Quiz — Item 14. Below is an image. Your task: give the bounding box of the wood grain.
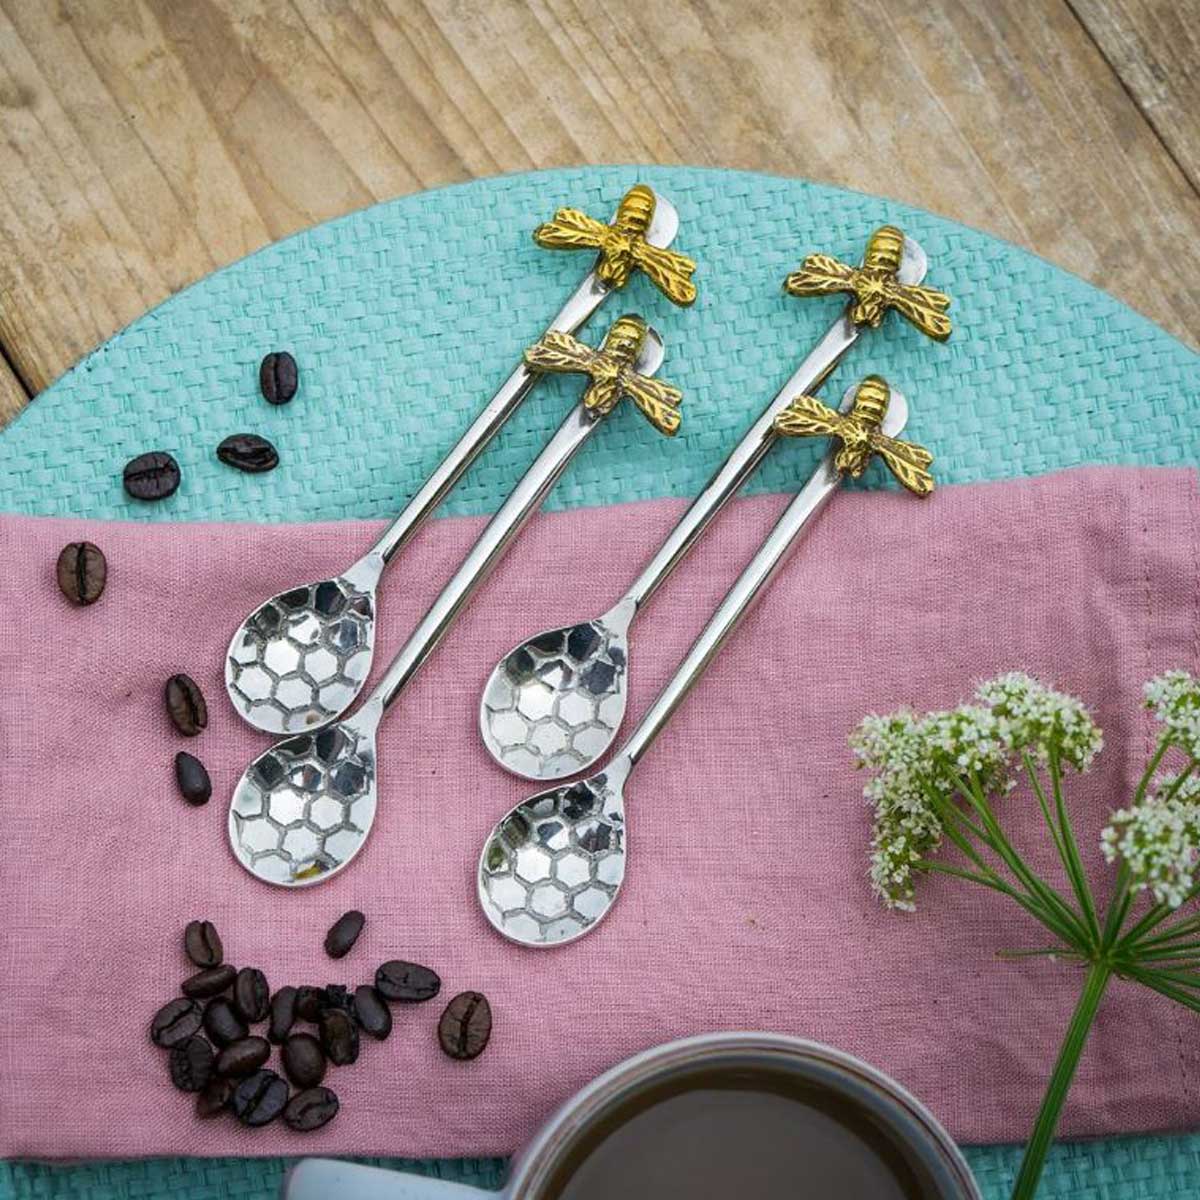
[0,0,1196,423]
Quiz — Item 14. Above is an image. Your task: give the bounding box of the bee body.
[862,225,905,274]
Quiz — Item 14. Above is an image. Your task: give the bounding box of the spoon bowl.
[478,764,629,946]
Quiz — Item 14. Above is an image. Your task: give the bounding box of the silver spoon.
[224,183,693,736]
[479,225,948,780]
[228,314,684,887]
[478,376,931,946]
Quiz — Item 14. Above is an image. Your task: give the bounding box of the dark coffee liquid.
[546,1067,934,1200]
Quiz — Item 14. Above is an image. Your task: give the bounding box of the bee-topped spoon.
[479,224,950,780]
[225,183,696,736]
[229,314,685,887]
[479,374,933,947]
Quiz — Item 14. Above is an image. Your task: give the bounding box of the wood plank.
[0,0,1196,430]
[1069,0,1200,191]
[0,352,29,426]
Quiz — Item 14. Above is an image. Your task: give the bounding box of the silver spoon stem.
[616,442,844,771]
[365,273,610,567]
[369,402,601,713]
[617,313,856,615]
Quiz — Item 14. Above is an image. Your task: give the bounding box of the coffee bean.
[319,1008,359,1066]
[375,960,441,1003]
[123,451,180,501]
[234,967,270,1023]
[169,1035,215,1091]
[232,1069,289,1127]
[268,986,297,1044]
[437,991,492,1061]
[323,910,365,959]
[217,433,279,474]
[282,1033,326,1088]
[284,1086,339,1132]
[216,1035,271,1077]
[295,986,325,1023]
[150,997,202,1048]
[322,984,353,1015]
[259,351,298,406]
[353,985,392,1041]
[196,1076,234,1118]
[182,964,236,999]
[175,752,212,806]
[184,920,223,968]
[203,998,248,1047]
[165,673,208,736]
[56,541,107,606]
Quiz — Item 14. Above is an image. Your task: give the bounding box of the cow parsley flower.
[975,672,1103,770]
[1145,671,1200,761]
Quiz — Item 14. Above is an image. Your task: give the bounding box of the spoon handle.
[366,271,609,567]
[368,402,600,712]
[616,445,845,770]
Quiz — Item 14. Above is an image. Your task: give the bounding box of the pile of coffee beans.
[150,912,492,1131]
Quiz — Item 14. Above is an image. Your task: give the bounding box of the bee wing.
[773,394,845,439]
[523,331,599,375]
[630,242,698,306]
[532,207,608,251]
[869,432,935,497]
[883,282,953,341]
[621,372,683,436]
[783,253,856,298]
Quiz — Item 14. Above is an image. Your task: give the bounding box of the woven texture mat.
[1,164,1198,1199]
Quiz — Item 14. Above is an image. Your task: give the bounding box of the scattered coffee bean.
[169,1035,215,1091]
[182,964,236,1000]
[216,1035,271,1077]
[282,1032,327,1088]
[323,910,365,959]
[295,986,325,1023]
[150,997,203,1048]
[234,967,270,1023]
[123,451,181,501]
[184,920,223,968]
[284,1086,339,1132]
[375,960,441,1003]
[56,541,107,606]
[259,351,298,406]
[322,984,353,1015]
[438,991,492,1061]
[203,998,248,1047]
[232,1069,289,1127]
[217,433,279,474]
[319,1007,359,1066]
[353,985,392,1041]
[175,752,212,806]
[165,673,208,736]
[196,1076,234,1118]
[268,986,297,1044]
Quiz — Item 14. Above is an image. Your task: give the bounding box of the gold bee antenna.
[534,184,698,307]
[784,226,951,342]
[773,374,934,497]
[523,313,683,436]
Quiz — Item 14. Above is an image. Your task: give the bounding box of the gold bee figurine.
[524,314,683,436]
[774,375,934,496]
[785,225,951,342]
[534,183,697,307]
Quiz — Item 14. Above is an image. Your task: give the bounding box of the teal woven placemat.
[1,165,1198,1200]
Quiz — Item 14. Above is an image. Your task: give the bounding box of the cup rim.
[507,1031,981,1200]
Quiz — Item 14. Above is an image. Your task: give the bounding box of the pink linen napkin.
[0,465,1197,1160]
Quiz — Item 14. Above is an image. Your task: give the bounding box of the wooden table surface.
[0,0,1197,428]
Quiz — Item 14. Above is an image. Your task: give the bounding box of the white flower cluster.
[1145,671,1200,761]
[852,674,1103,911]
[1102,773,1200,909]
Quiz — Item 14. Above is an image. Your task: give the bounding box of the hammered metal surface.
[228,722,376,886]
[481,620,628,778]
[226,578,375,733]
[479,773,626,945]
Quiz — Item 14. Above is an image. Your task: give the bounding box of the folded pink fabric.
[1,465,1197,1160]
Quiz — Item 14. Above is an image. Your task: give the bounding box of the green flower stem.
[1125,967,1200,1014]
[1010,961,1112,1200]
[1049,751,1101,943]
